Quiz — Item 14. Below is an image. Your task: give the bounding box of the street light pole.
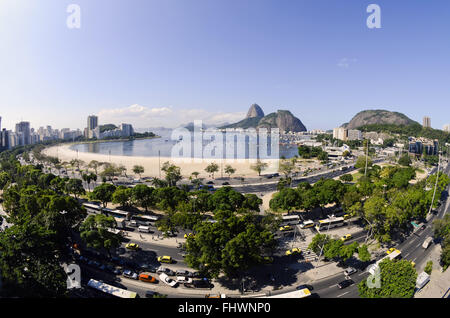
[428,151,441,215]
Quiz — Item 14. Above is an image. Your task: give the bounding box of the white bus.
[262,288,311,298]
[315,216,345,232]
[368,250,402,275]
[282,215,300,225]
[87,279,137,298]
[82,203,102,212]
[131,214,160,225]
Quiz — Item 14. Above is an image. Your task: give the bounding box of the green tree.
[224,165,236,179]
[357,244,371,262]
[339,174,354,183]
[132,165,145,178]
[398,154,412,166]
[112,186,132,207]
[162,162,182,186]
[358,259,417,298]
[250,160,268,176]
[269,187,301,213]
[79,214,122,258]
[205,162,219,179]
[90,183,117,208]
[65,178,85,199]
[424,261,433,275]
[131,184,155,212]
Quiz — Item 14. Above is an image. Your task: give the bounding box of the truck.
[416,271,430,290]
[422,237,433,249]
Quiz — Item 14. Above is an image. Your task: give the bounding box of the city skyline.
[0,1,449,130]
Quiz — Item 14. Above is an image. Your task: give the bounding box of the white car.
[159,273,178,287]
[176,276,193,284]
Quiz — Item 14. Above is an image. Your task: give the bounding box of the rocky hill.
[221,105,307,132]
[343,110,418,129]
[246,103,265,118]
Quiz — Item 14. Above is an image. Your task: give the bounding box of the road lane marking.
[359,272,367,276]
[416,243,422,248]
[412,257,417,261]
[329,285,337,288]
[404,252,410,257]
[337,291,350,297]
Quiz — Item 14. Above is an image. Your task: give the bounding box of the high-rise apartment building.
[423,116,431,128]
[443,124,450,133]
[87,115,98,139]
[15,121,31,145]
[333,127,348,141]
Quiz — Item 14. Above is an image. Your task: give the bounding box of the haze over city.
[1,0,449,130]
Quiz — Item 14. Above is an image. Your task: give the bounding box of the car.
[386,248,397,255]
[285,248,302,256]
[343,214,352,220]
[139,264,157,273]
[410,261,416,267]
[337,279,354,289]
[279,225,293,232]
[125,243,139,250]
[184,233,194,239]
[145,291,161,298]
[296,284,313,291]
[176,270,191,276]
[139,273,157,283]
[158,255,173,264]
[188,278,212,289]
[157,267,175,276]
[344,267,357,276]
[159,273,178,287]
[222,182,230,185]
[340,234,352,242]
[122,270,138,280]
[206,181,214,185]
[176,276,193,284]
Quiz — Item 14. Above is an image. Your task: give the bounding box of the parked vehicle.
[159,273,178,287]
[416,272,430,289]
[139,273,157,283]
[176,270,191,276]
[138,226,151,233]
[122,270,138,280]
[125,243,139,250]
[422,237,433,249]
[344,267,357,276]
[176,276,193,284]
[157,267,175,276]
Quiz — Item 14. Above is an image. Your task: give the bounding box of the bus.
[282,215,300,225]
[82,203,130,220]
[82,203,102,212]
[106,209,131,220]
[368,250,402,275]
[315,216,345,232]
[261,288,311,298]
[87,279,138,298]
[131,214,160,226]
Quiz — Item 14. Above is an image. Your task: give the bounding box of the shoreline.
[43,143,280,178]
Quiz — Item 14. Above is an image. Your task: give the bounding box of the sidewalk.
[415,244,450,298]
[122,229,184,248]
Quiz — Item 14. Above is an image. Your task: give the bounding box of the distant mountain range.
[342,109,419,129]
[220,104,307,132]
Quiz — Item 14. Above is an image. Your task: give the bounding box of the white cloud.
[337,58,357,68]
[97,104,245,128]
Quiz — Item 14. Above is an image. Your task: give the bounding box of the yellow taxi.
[125,243,139,250]
[285,248,302,256]
[184,233,194,239]
[340,234,352,242]
[157,255,173,264]
[410,261,416,267]
[279,225,293,232]
[386,248,397,255]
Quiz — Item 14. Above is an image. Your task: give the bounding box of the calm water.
[70,130,300,159]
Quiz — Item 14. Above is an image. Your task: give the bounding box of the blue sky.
[0,0,449,131]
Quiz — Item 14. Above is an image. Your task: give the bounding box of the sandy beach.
[43,143,280,178]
